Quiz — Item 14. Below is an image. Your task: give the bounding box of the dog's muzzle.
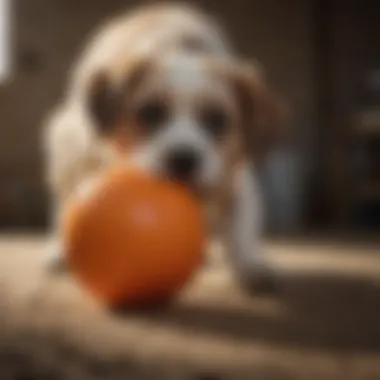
[164,146,201,183]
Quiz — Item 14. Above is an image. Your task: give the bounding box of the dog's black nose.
[165,147,201,181]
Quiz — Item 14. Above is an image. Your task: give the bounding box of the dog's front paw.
[238,264,281,297]
[43,241,68,274]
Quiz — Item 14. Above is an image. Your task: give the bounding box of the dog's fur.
[43,3,286,293]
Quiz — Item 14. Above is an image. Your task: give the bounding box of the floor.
[0,235,380,379]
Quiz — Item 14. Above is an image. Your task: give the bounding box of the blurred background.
[0,0,378,236]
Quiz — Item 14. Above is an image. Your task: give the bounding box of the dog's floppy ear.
[87,71,120,134]
[87,60,149,135]
[233,61,289,161]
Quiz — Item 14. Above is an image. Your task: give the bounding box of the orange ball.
[63,167,205,307]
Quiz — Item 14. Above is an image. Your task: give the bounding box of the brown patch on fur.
[87,55,152,139]
[200,57,288,166]
[232,62,289,163]
[87,71,120,133]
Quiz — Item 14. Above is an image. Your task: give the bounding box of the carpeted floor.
[0,236,380,380]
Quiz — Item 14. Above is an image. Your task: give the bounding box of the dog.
[42,3,287,294]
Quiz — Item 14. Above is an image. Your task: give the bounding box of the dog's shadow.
[112,272,380,353]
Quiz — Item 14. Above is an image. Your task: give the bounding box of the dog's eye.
[199,107,229,139]
[136,99,168,134]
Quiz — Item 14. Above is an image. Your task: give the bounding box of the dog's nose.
[164,147,201,181]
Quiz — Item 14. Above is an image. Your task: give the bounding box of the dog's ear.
[87,61,149,135]
[233,61,289,162]
[87,71,121,135]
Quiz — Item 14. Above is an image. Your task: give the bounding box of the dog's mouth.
[165,172,197,190]
[163,174,210,200]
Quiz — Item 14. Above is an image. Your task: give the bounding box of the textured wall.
[0,0,315,228]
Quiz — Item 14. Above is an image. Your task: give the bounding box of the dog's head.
[86,51,286,191]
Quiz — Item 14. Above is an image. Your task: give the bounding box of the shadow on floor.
[116,271,380,353]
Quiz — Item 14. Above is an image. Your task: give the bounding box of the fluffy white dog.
[43,3,286,294]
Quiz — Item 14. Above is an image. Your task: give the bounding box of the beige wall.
[0,0,315,227]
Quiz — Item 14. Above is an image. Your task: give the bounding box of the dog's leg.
[44,173,105,273]
[226,161,279,295]
[42,106,92,273]
[43,202,67,273]
[43,159,80,273]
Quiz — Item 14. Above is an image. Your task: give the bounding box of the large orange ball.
[63,167,205,307]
